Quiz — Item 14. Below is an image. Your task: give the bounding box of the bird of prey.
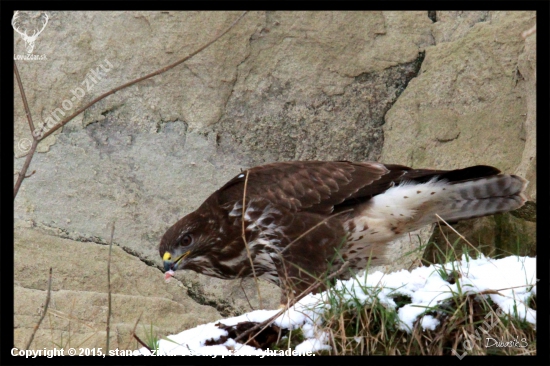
[159,161,527,304]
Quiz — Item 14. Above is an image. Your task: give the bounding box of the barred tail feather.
[435,175,528,222]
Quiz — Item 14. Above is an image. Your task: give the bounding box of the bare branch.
[14,59,40,199]
[14,61,36,133]
[14,138,38,199]
[133,333,152,354]
[25,170,36,178]
[38,11,248,141]
[14,11,248,200]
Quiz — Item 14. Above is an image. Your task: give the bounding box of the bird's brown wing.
[215,161,415,215]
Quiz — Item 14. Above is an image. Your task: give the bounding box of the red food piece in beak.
[164,270,175,283]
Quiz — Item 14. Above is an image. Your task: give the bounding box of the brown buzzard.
[159,161,527,303]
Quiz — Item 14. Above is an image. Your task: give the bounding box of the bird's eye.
[180,233,192,247]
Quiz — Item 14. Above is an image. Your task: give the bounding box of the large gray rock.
[14,11,263,155]
[14,11,436,318]
[382,11,536,191]
[381,11,536,260]
[217,11,432,162]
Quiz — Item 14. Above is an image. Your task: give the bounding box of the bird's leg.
[273,255,313,306]
[274,213,348,305]
[279,293,288,308]
[275,253,331,306]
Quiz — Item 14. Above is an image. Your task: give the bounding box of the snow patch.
[142,255,536,356]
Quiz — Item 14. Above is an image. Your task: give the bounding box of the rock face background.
[13,11,536,350]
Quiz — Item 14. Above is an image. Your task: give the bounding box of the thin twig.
[24,170,36,178]
[239,279,254,310]
[106,222,115,353]
[234,261,350,345]
[125,311,143,351]
[14,61,36,133]
[490,283,538,292]
[25,267,53,350]
[133,333,152,353]
[14,61,41,199]
[14,138,38,199]
[38,11,248,141]
[14,11,248,200]
[241,169,263,308]
[74,330,101,351]
[47,308,96,329]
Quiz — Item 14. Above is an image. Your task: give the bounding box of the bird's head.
[159,204,228,276]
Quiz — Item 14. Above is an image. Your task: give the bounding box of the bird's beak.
[163,251,190,271]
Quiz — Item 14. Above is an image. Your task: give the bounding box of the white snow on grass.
[135,255,536,356]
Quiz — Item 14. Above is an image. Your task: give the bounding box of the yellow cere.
[163,252,172,261]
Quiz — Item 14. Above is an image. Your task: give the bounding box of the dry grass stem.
[106,222,115,353]
[435,214,480,254]
[281,209,353,254]
[25,268,53,350]
[125,311,143,351]
[240,169,263,308]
